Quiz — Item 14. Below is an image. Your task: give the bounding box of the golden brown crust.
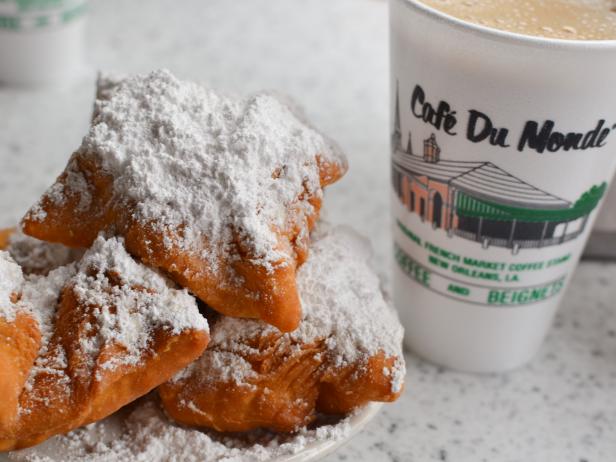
[316,353,402,415]
[0,312,41,450]
[0,228,14,251]
[121,218,303,332]
[160,334,324,432]
[22,157,116,249]
[159,332,402,433]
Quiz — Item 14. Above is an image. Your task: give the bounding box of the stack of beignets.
[0,69,405,452]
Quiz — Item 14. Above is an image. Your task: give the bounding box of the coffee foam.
[419,0,616,40]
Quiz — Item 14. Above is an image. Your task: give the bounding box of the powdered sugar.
[6,230,82,276]
[8,396,359,462]
[197,225,406,393]
[0,251,24,321]
[69,236,208,375]
[176,351,257,387]
[34,69,346,274]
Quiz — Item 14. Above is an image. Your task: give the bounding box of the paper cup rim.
[397,0,616,51]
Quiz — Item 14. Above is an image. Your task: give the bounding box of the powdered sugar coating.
[34,69,346,273]
[70,236,209,371]
[6,230,83,276]
[197,225,405,393]
[8,397,356,462]
[0,251,24,321]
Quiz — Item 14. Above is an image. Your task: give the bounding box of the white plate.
[1,402,382,462]
[272,402,382,462]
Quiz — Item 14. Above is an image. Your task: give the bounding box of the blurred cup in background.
[0,0,88,87]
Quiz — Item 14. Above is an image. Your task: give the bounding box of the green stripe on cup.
[0,15,20,30]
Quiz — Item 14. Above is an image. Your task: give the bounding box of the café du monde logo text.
[391,84,606,254]
[406,83,615,154]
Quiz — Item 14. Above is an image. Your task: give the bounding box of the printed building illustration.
[391,89,606,252]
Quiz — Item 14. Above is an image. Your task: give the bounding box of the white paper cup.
[390,0,616,373]
[0,0,88,87]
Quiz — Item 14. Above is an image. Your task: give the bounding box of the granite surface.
[0,0,615,461]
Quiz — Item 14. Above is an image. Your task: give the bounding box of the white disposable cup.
[390,0,616,373]
[0,0,88,87]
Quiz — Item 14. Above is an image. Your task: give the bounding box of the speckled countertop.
[1,1,615,461]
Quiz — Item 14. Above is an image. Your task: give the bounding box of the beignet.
[0,236,209,451]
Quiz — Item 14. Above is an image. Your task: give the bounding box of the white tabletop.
[1,1,615,460]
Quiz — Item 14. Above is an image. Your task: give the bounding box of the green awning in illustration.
[455,183,607,223]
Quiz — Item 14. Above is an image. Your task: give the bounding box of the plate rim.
[2,402,384,462]
[272,402,384,462]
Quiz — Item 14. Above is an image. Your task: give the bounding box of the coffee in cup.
[418,0,616,40]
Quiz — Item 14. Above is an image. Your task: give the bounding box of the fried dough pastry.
[0,228,82,275]
[21,70,347,332]
[0,228,12,250]
[0,236,209,451]
[159,226,406,433]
